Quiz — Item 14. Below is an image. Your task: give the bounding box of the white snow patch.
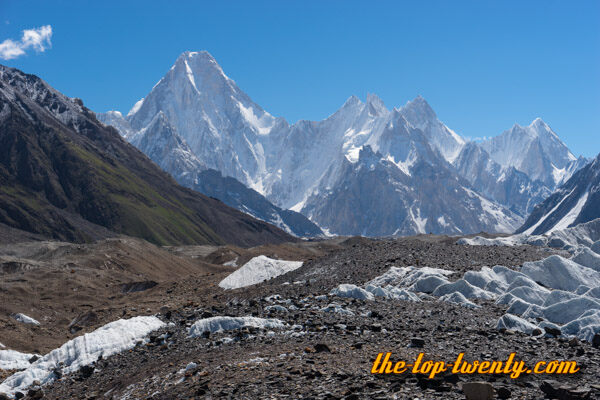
[127,98,144,117]
[321,303,355,315]
[13,313,40,325]
[521,255,600,291]
[345,145,362,163]
[456,235,526,247]
[522,188,576,235]
[438,292,480,308]
[409,208,427,234]
[0,316,165,396]
[218,255,303,290]
[184,58,198,92]
[290,197,307,213]
[329,284,374,301]
[496,314,538,334]
[551,165,568,186]
[188,316,285,337]
[548,190,589,233]
[386,152,416,176]
[237,103,273,135]
[223,257,238,267]
[437,216,450,228]
[0,350,38,370]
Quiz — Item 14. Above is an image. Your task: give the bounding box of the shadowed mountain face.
[0,64,293,246]
[100,110,322,237]
[517,153,600,235]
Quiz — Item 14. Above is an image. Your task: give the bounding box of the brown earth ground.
[4,231,597,399]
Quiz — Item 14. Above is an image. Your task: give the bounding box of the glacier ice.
[218,255,303,290]
[188,316,285,337]
[12,313,39,325]
[0,316,165,396]
[330,236,600,341]
[0,350,38,371]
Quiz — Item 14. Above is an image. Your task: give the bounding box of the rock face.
[300,145,522,236]
[453,141,552,216]
[98,51,585,236]
[0,64,293,246]
[190,170,323,237]
[517,153,600,235]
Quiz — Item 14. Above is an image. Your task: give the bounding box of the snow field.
[218,255,303,290]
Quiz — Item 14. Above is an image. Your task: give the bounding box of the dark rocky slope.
[0,65,292,246]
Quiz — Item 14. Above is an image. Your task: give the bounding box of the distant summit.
[98,51,586,237]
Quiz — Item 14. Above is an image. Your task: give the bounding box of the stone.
[592,333,600,348]
[410,337,425,348]
[315,343,331,353]
[540,380,589,400]
[461,381,494,400]
[497,386,511,399]
[26,388,44,399]
[79,365,95,379]
[544,326,561,337]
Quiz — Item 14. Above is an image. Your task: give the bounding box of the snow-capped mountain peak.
[97,51,586,238]
[365,93,387,116]
[481,117,578,187]
[399,95,437,123]
[397,96,465,163]
[120,50,283,187]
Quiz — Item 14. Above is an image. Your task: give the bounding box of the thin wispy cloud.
[0,25,52,60]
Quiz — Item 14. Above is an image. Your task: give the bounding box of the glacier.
[0,316,165,397]
[330,234,600,342]
[218,255,303,290]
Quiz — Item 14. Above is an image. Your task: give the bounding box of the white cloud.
[0,25,52,60]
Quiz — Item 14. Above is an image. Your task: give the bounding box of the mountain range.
[96,51,588,236]
[517,152,600,235]
[0,64,293,246]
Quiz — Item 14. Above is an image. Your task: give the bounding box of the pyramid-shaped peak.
[508,118,555,139]
[399,95,437,123]
[173,50,226,75]
[343,95,362,106]
[178,50,217,62]
[530,117,551,130]
[405,95,434,111]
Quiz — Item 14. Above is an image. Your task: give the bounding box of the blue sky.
[1,0,599,157]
